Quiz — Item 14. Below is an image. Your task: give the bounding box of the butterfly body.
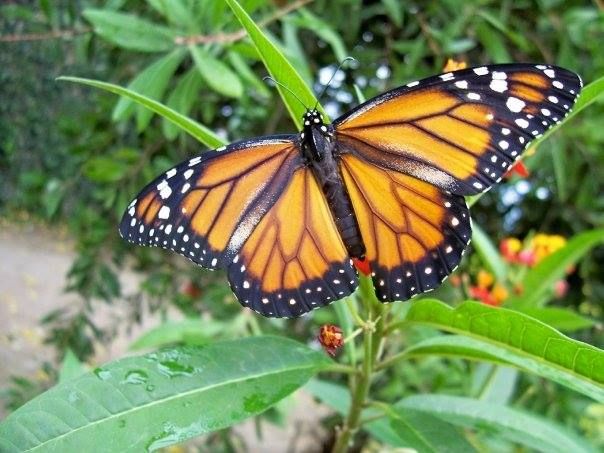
[301,109,366,258]
[120,63,582,318]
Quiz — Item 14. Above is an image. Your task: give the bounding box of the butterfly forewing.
[228,167,358,317]
[340,154,471,301]
[335,64,582,195]
[119,136,301,269]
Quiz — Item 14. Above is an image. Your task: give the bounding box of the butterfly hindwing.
[119,136,302,269]
[227,167,358,317]
[335,63,582,195]
[340,154,471,301]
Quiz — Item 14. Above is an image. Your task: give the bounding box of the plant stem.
[331,276,384,453]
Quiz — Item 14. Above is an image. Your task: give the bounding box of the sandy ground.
[0,222,329,451]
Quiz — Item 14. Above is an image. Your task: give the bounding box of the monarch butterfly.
[120,63,582,318]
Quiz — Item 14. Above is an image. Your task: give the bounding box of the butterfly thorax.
[300,110,366,259]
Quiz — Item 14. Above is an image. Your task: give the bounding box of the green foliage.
[0,337,329,452]
[1,0,604,451]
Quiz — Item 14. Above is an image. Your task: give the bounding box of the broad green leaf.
[58,77,226,149]
[0,336,329,452]
[396,300,604,402]
[507,229,604,308]
[129,318,223,350]
[520,307,596,332]
[83,9,177,52]
[110,50,185,125]
[386,407,476,452]
[397,395,596,453]
[58,349,88,383]
[471,221,507,282]
[189,46,243,98]
[224,0,325,128]
[475,365,518,404]
[162,68,204,140]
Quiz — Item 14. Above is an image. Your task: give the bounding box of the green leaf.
[507,229,604,308]
[189,46,243,98]
[227,51,271,98]
[146,0,196,30]
[224,0,324,128]
[386,406,476,452]
[381,0,403,27]
[83,156,129,183]
[58,349,88,383]
[520,307,596,332]
[129,319,224,350]
[397,395,596,453]
[471,221,507,282]
[162,68,204,140]
[58,76,226,149]
[0,336,329,452]
[396,300,604,402]
[111,50,185,126]
[83,9,177,52]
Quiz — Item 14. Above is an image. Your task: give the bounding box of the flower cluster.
[469,270,509,306]
[500,234,567,267]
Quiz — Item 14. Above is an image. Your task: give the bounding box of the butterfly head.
[303,109,324,127]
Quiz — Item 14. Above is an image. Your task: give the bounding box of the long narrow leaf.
[394,300,604,402]
[224,0,325,128]
[57,77,226,149]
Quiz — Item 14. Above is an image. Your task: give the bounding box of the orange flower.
[500,237,522,263]
[491,284,509,304]
[531,234,566,264]
[318,324,344,357]
[477,270,494,289]
[443,59,467,72]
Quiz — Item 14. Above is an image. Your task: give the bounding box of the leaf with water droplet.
[0,336,330,452]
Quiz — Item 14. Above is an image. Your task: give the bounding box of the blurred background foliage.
[1,0,603,450]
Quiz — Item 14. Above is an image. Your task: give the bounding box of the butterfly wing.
[119,136,302,269]
[227,167,358,318]
[335,63,582,195]
[340,154,471,301]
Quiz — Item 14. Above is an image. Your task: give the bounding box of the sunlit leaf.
[189,46,243,98]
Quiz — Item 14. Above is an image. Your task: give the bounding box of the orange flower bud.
[449,274,462,287]
[443,59,467,72]
[318,324,344,357]
[504,161,530,179]
[491,284,509,304]
[477,270,494,289]
[500,237,522,262]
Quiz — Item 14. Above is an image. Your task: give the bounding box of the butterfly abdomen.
[303,118,365,259]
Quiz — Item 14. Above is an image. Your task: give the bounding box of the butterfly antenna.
[314,57,357,109]
[263,76,309,110]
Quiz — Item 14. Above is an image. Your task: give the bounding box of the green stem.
[331,276,384,453]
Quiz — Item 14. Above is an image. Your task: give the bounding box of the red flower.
[352,257,371,276]
[554,280,569,298]
[318,324,344,357]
